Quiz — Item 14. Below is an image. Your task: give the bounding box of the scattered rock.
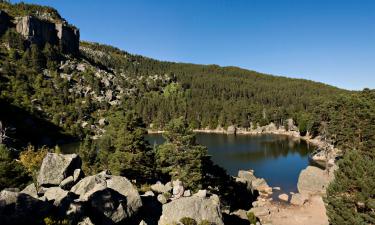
[249,206,270,217]
[171,180,184,199]
[0,190,51,225]
[37,153,82,187]
[73,169,84,183]
[183,190,191,197]
[143,191,155,197]
[231,209,248,220]
[194,189,207,198]
[278,193,289,202]
[290,193,309,206]
[21,183,38,198]
[71,172,142,224]
[43,187,70,207]
[157,194,168,204]
[158,195,224,225]
[77,217,94,225]
[227,125,237,134]
[151,181,172,194]
[59,176,74,190]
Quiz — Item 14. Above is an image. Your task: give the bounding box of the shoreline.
[148,127,330,150]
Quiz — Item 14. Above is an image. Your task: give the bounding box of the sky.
[12,0,375,90]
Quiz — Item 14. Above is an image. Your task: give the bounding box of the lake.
[62,133,313,194]
[146,133,313,194]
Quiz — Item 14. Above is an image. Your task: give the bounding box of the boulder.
[142,191,155,197]
[183,190,191,197]
[37,153,82,187]
[151,181,172,194]
[21,183,38,198]
[227,125,236,134]
[71,172,142,224]
[290,193,309,206]
[77,217,94,225]
[60,176,75,190]
[43,187,70,207]
[73,169,84,183]
[171,180,184,200]
[0,190,50,225]
[286,118,298,131]
[249,206,270,217]
[157,194,168,204]
[158,195,224,225]
[278,193,289,202]
[238,170,256,182]
[297,166,334,194]
[194,189,207,198]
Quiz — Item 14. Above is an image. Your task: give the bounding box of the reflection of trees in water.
[227,136,313,162]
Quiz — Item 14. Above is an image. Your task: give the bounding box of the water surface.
[147,133,313,193]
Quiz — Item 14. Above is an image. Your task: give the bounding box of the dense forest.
[0,2,374,225]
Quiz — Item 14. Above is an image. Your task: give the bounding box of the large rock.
[71,171,142,224]
[55,23,80,54]
[290,193,309,206]
[15,15,79,54]
[158,195,224,225]
[0,190,50,225]
[16,16,58,46]
[37,153,82,187]
[297,166,334,195]
[227,125,237,134]
[21,183,38,198]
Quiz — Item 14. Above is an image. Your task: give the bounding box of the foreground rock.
[158,195,224,225]
[71,171,142,224]
[297,166,335,195]
[37,153,82,187]
[0,190,51,225]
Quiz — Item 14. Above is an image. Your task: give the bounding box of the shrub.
[247,211,257,224]
[179,217,197,225]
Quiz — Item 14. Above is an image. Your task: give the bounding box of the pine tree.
[325,150,375,225]
[156,117,208,190]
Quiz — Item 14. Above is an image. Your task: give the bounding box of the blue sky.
[13,0,375,90]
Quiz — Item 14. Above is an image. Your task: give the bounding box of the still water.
[146,133,313,193]
[62,133,313,193]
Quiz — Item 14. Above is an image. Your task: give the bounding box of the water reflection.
[146,133,313,193]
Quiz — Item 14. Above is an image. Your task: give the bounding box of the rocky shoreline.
[149,120,340,225]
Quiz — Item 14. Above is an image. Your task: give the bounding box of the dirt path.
[270,196,329,225]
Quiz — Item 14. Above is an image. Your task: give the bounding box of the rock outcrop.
[297,166,335,195]
[158,195,224,225]
[14,15,79,54]
[0,190,51,225]
[71,171,142,224]
[37,153,82,187]
[1,153,142,225]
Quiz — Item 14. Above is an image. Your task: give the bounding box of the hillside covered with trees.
[0,2,374,225]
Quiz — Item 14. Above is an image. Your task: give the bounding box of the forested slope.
[0,2,374,224]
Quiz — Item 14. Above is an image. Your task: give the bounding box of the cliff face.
[0,11,80,55]
[15,15,80,54]
[15,16,58,46]
[55,23,80,54]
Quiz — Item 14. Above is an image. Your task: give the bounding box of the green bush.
[198,220,213,225]
[247,211,257,224]
[180,217,197,225]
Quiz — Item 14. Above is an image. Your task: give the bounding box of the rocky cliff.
[15,15,80,54]
[0,8,80,55]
